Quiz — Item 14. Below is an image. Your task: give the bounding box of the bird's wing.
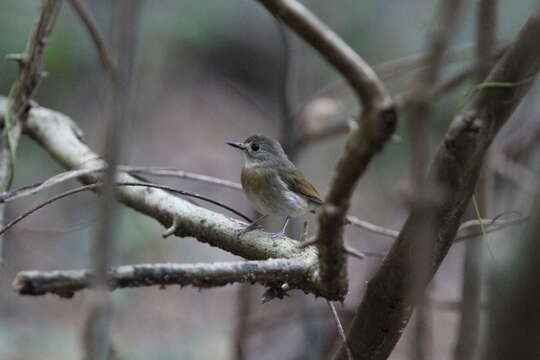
[280,168,323,205]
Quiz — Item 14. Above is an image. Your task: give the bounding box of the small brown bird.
[227,135,322,237]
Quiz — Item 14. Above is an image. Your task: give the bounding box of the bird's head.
[227,135,290,168]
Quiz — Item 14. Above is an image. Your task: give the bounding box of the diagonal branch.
[337,10,540,360]
[256,0,396,300]
[0,0,63,261]
[13,259,315,298]
[0,182,254,238]
[120,166,243,191]
[0,99,318,263]
[68,0,116,82]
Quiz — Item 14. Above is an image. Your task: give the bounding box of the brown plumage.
[228,135,323,237]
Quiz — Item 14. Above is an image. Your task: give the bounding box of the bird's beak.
[227,141,247,150]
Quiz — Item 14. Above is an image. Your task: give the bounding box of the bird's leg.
[271,217,290,238]
[236,214,268,237]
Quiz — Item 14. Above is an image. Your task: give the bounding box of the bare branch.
[255,0,396,300]
[298,43,476,121]
[455,215,527,242]
[327,302,353,360]
[84,2,140,357]
[302,45,507,146]
[405,2,465,359]
[345,215,399,239]
[0,184,98,237]
[0,167,523,248]
[0,166,242,206]
[13,259,315,298]
[256,0,393,109]
[68,0,116,82]
[0,0,63,262]
[376,43,475,81]
[337,11,540,360]
[120,166,243,191]
[0,181,253,237]
[0,166,105,203]
[455,3,497,359]
[0,102,318,262]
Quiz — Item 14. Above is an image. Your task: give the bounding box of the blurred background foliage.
[0,0,539,359]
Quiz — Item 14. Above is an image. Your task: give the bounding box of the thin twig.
[0,184,98,237]
[121,166,243,191]
[115,182,252,222]
[0,181,253,237]
[297,43,476,121]
[455,215,528,242]
[0,170,525,244]
[302,46,507,146]
[345,215,398,239]
[0,165,241,205]
[68,0,116,82]
[327,301,353,360]
[0,166,105,203]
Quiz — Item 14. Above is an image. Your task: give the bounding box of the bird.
[227,134,323,238]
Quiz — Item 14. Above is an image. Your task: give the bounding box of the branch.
[0,0,63,260]
[455,3,497,359]
[301,45,507,145]
[327,301,353,360]
[0,166,105,203]
[0,101,317,263]
[337,10,540,360]
[405,2,465,359]
[0,182,254,238]
[84,2,140,357]
[120,166,243,191]
[0,165,242,206]
[455,215,527,242]
[256,0,392,109]
[68,0,116,82]
[255,0,396,300]
[298,43,476,122]
[13,259,315,298]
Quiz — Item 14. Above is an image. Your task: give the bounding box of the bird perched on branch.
[227,135,322,238]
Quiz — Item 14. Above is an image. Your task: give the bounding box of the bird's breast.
[241,167,308,217]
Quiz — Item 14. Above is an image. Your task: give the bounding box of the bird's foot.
[271,230,286,239]
[235,223,262,237]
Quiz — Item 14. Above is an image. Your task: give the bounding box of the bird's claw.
[235,223,262,237]
[271,231,285,239]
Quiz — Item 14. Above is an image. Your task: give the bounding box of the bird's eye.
[250,143,260,151]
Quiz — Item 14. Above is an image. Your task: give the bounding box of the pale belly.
[243,171,310,217]
[245,186,309,217]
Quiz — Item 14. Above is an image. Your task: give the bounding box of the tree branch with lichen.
[336,10,540,360]
[13,259,317,299]
[256,0,397,300]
